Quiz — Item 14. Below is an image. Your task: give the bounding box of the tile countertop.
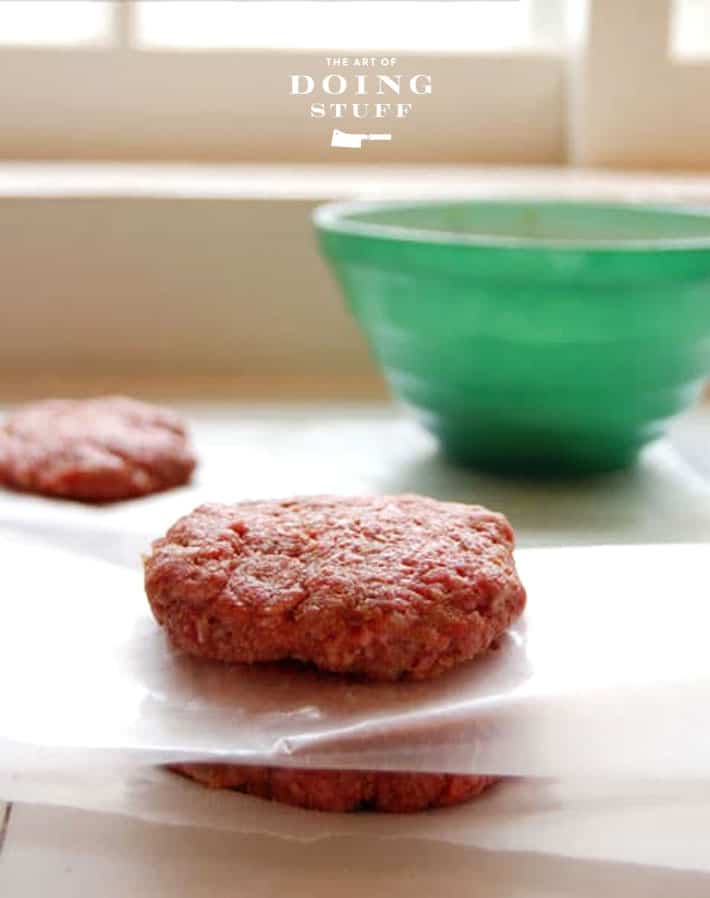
[1,398,710,896]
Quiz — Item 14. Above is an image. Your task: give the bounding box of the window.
[3,1,709,170]
[671,0,710,59]
[0,1,567,53]
[0,1,111,46]
[0,0,567,164]
[135,1,559,53]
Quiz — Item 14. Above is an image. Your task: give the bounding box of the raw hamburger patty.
[0,396,196,502]
[145,494,525,680]
[172,763,498,813]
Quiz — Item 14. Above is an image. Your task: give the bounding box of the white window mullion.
[112,0,137,51]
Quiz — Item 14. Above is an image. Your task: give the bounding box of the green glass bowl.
[314,199,710,475]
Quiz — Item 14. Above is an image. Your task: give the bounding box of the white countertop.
[1,399,710,895]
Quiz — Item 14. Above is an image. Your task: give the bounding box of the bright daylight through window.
[0,0,566,52]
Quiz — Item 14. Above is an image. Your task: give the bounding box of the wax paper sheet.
[1,532,708,780]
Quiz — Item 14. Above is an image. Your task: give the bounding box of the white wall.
[2,195,370,378]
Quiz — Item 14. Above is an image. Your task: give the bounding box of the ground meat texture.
[171,763,499,813]
[145,494,526,680]
[0,396,196,502]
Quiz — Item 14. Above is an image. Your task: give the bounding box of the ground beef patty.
[172,763,498,813]
[0,396,196,502]
[145,494,525,680]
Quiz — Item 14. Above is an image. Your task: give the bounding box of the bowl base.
[438,439,640,479]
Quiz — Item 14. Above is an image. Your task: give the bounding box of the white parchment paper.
[1,532,708,780]
[2,766,710,875]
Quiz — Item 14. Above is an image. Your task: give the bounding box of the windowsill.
[2,161,710,202]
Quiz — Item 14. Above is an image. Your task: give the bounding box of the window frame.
[572,0,710,168]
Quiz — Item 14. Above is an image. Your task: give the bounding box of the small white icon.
[331,129,392,149]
